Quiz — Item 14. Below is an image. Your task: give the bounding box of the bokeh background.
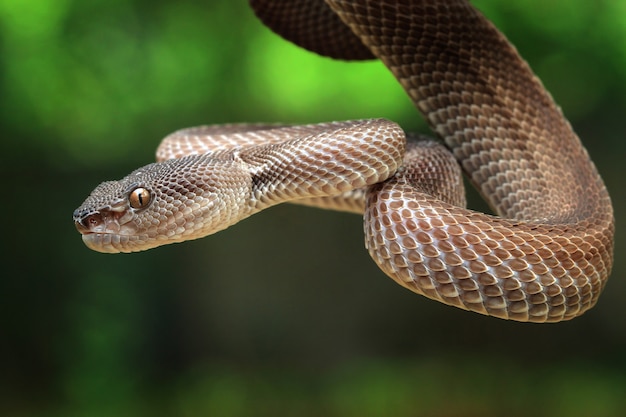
[1,1,625,416]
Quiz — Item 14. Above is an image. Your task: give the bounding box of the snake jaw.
[73,201,140,253]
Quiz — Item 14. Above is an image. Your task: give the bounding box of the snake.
[73,0,614,323]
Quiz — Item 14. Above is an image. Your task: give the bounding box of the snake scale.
[74,0,614,323]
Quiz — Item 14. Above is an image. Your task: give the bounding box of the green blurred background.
[1,0,625,416]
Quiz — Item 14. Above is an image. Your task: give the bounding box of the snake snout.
[73,208,126,236]
[73,211,103,235]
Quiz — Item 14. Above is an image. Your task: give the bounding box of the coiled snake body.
[74,0,614,323]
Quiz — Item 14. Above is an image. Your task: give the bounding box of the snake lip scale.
[74,0,614,323]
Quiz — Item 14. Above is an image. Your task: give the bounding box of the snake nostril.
[74,212,103,234]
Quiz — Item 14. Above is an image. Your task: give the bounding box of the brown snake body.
[74,0,614,322]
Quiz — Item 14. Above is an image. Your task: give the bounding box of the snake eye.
[129,187,151,209]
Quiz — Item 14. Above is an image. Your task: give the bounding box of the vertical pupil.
[131,189,149,208]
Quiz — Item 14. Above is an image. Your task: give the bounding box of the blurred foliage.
[0,1,625,416]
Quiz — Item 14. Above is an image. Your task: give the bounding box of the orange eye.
[129,187,151,209]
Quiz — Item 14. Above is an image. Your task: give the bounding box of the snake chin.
[81,233,123,254]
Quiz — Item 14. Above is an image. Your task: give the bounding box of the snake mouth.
[73,208,136,253]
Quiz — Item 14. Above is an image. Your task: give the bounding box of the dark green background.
[1,1,625,416]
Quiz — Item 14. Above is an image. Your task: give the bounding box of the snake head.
[73,162,171,253]
[73,154,252,253]
[73,177,151,253]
